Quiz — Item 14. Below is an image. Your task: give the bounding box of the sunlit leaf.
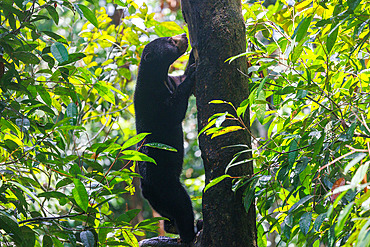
[144,143,177,152]
[204,175,231,192]
[94,81,115,105]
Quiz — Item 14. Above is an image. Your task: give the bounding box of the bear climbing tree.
[138,0,257,246]
[134,33,196,243]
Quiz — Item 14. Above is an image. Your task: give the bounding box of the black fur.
[134,34,196,243]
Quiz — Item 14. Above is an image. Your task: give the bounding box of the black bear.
[134,34,196,243]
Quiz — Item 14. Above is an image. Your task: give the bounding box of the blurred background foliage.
[0,0,202,245]
[1,0,370,246]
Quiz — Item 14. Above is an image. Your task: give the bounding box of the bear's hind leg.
[141,179,195,243]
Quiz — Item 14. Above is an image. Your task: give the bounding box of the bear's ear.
[142,51,154,63]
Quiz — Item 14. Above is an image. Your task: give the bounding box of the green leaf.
[80,230,95,247]
[66,102,78,126]
[358,219,370,246]
[326,24,339,53]
[256,77,268,97]
[204,175,231,192]
[119,150,157,164]
[122,229,139,247]
[42,235,53,247]
[42,31,67,44]
[38,191,67,199]
[314,213,326,232]
[59,53,86,66]
[344,153,367,174]
[37,85,52,106]
[51,42,68,63]
[313,133,325,158]
[20,226,36,247]
[243,178,258,212]
[288,137,299,165]
[117,209,141,223]
[8,181,40,204]
[257,223,267,247]
[334,202,354,236]
[94,81,115,105]
[299,212,312,235]
[136,217,167,227]
[255,89,266,124]
[46,5,59,25]
[293,16,312,43]
[144,142,177,152]
[291,42,304,64]
[288,195,314,213]
[72,178,89,212]
[56,178,73,189]
[77,4,99,29]
[348,0,362,11]
[0,212,22,245]
[14,51,40,64]
[351,161,369,185]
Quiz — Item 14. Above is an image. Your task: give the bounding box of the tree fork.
[181,0,257,246]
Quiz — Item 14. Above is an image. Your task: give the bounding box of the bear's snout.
[172,33,188,54]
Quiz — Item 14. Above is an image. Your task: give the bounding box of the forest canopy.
[0,0,370,246]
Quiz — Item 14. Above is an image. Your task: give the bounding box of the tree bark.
[181,1,257,246]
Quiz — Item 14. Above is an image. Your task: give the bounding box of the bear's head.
[141,33,188,67]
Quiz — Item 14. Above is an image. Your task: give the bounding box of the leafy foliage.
[0,0,189,246]
[202,0,370,245]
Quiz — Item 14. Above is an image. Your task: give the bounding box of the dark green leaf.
[288,138,298,165]
[288,195,314,213]
[299,212,312,235]
[42,235,53,247]
[243,178,259,212]
[42,31,67,44]
[72,178,89,212]
[326,24,339,53]
[46,5,59,25]
[14,52,40,64]
[77,4,99,28]
[20,226,36,247]
[56,178,73,189]
[38,191,67,199]
[314,213,326,232]
[0,212,22,245]
[59,53,86,66]
[293,16,312,42]
[117,209,141,223]
[348,0,362,10]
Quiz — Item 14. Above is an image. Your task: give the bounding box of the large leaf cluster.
[0,0,187,246]
[202,0,370,246]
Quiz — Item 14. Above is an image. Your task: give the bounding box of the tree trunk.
[181,1,257,246]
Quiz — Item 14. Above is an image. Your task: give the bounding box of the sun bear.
[134,33,196,243]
